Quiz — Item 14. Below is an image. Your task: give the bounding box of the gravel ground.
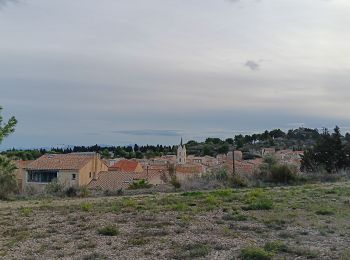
[0,182,350,260]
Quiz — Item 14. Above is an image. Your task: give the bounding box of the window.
[72,174,76,180]
[27,170,58,183]
[89,172,92,178]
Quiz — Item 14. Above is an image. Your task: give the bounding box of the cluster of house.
[13,140,304,193]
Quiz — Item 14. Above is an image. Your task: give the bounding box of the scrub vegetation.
[0,182,349,259]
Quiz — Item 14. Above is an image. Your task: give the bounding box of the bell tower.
[177,138,186,164]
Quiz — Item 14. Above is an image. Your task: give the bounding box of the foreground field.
[1,182,350,260]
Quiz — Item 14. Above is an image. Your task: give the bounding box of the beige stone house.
[24,153,108,192]
[13,160,33,193]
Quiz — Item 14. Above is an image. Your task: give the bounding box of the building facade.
[24,153,108,192]
[177,138,187,165]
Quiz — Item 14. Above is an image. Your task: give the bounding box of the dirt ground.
[0,182,350,260]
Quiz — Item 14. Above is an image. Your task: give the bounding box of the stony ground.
[0,182,350,260]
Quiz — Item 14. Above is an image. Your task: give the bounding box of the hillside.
[1,182,350,259]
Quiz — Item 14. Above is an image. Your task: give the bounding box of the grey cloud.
[0,0,19,9]
[245,60,260,71]
[112,130,182,137]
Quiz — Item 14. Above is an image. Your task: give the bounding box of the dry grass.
[0,182,350,259]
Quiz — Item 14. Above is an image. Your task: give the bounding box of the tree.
[269,129,286,139]
[100,148,111,159]
[225,138,234,145]
[0,106,17,144]
[0,106,18,199]
[301,126,349,173]
[218,143,229,154]
[168,163,181,190]
[0,156,18,199]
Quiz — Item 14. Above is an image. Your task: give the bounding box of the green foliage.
[218,143,229,154]
[128,179,152,190]
[81,202,93,212]
[301,126,350,173]
[98,225,119,236]
[243,189,273,210]
[315,208,335,215]
[170,175,181,190]
[0,106,17,145]
[181,191,203,197]
[78,185,90,197]
[45,179,63,195]
[244,197,274,210]
[264,241,288,253]
[231,174,248,187]
[0,155,17,200]
[270,164,297,184]
[19,207,33,217]
[100,148,110,159]
[240,247,273,260]
[203,144,214,156]
[222,210,247,221]
[65,186,78,197]
[176,243,211,258]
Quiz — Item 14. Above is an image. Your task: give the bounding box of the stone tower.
[177,138,187,164]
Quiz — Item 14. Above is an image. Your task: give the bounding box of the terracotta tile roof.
[176,164,202,174]
[88,171,147,190]
[109,159,140,172]
[25,154,95,171]
[13,160,33,169]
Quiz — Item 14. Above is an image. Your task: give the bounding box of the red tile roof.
[88,171,147,190]
[26,154,95,171]
[14,160,33,169]
[109,160,140,172]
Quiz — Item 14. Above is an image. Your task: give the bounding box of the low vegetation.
[98,225,119,236]
[240,247,273,260]
[0,182,349,259]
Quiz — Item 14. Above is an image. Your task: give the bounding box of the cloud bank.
[1,0,350,148]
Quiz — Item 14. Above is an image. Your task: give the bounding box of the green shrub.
[244,197,273,210]
[128,179,152,190]
[181,191,203,197]
[65,186,78,197]
[269,165,297,184]
[0,156,18,200]
[98,225,119,236]
[240,247,273,260]
[79,186,90,197]
[223,212,247,221]
[81,202,93,212]
[230,174,248,187]
[177,243,211,258]
[315,208,335,215]
[264,241,288,253]
[45,179,63,195]
[170,175,181,190]
[19,207,33,217]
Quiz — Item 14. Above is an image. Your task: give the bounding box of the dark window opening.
[27,170,58,183]
[72,174,76,180]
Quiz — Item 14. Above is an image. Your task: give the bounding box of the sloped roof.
[109,159,140,172]
[176,164,202,174]
[88,171,147,190]
[14,160,34,169]
[26,154,95,171]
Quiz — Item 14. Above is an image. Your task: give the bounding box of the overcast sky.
[1,0,350,149]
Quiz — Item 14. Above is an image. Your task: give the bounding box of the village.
[13,139,304,194]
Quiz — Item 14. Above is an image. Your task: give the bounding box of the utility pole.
[232,148,235,177]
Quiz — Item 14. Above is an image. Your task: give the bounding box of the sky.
[1,0,350,149]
